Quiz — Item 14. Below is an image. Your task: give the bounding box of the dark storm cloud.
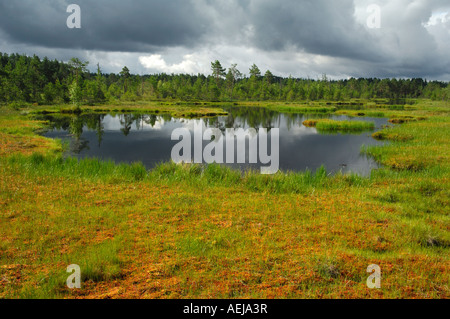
[0,0,209,51]
[0,0,378,58]
[243,0,379,60]
[0,0,449,79]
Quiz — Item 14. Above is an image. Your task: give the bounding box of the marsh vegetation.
[0,52,449,299]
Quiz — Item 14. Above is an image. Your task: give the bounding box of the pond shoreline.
[35,108,386,176]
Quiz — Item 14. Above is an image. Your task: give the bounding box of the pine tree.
[211,60,226,87]
[226,64,242,100]
[95,63,106,102]
[120,66,130,93]
[249,64,261,78]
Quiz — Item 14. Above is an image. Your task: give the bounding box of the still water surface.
[41,107,387,175]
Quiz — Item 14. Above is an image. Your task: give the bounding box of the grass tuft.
[303,119,375,132]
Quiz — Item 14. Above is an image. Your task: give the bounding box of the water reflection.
[39,107,387,175]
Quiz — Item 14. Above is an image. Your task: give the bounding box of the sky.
[0,0,449,80]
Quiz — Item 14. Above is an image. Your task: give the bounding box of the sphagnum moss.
[0,100,448,299]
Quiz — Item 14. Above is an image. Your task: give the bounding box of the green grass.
[363,115,449,171]
[3,155,368,194]
[267,105,337,114]
[355,111,386,118]
[5,153,148,183]
[24,101,229,118]
[0,99,449,299]
[303,119,375,132]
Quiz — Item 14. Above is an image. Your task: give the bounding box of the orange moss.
[0,132,56,156]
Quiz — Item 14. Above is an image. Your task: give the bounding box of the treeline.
[1,52,449,106]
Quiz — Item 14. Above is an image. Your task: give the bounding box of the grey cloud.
[246,0,378,60]
[0,0,449,79]
[0,0,209,51]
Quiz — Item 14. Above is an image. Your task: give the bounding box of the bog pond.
[38,107,388,176]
